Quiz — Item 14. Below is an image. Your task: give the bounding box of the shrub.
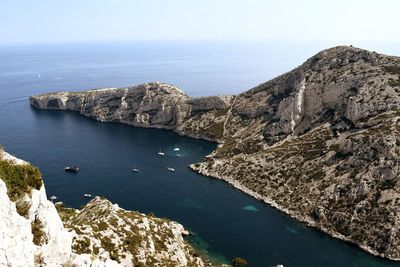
[207,122,224,139]
[0,159,42,201]
[16,199,31,217]
[32,218,48,245]
[72,236,91,254]
[383,65,400,75]
[232,257,248,266]
[388,78,400,87]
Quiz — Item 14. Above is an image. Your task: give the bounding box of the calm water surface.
[0,42,399,267]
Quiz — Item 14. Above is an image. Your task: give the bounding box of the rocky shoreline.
[30,46,400,261]
[189,158,383,260]
[0,149,206,266]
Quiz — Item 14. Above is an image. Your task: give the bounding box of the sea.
[1,41,399,267]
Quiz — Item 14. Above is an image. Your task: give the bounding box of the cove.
[21,108,399,267]
[1,43,400,267]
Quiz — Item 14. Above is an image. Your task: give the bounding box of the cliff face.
[30,82,233,142]
[30,46,400,260]
[0,151,205,267]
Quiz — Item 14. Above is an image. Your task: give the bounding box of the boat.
[65,166,80,173]
[50,196,57,201]
[176,154,181,157]
[173,145,180,152]
[157,147,165,156]
[84,194,92,198]
[167,167,175,172]
[132,168,140,172]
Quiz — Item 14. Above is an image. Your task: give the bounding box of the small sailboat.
[167,167,175,172]
[84,194,92,198]
[158,147,165,156]
[50,196,57,201]
[132,162,140,172]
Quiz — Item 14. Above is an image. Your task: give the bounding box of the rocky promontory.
[0,149,205,266]
[30,46,400,261]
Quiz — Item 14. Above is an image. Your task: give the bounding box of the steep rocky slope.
[0,150,205,266]
[57,197,204,267]
[30,46,400,260]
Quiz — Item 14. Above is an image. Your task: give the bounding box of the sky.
[0,0,400,46]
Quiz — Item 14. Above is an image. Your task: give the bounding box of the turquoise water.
[0,42,399,267]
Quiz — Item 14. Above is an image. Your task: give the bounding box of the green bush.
[388,78,400,87]
[383,65,400,75]
[232,257,248,266]
[32,218,47,245]
[0,159,42,201]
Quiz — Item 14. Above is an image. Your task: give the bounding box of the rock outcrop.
[30,46,400,261]
[57,197,204,267]
[0,150,205,266]
[30,82,233,142]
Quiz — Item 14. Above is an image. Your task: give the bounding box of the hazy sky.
[1,0,399,45]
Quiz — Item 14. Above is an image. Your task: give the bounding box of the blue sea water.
[0,42,399,267]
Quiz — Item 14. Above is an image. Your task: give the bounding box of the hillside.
[30,46,400,260]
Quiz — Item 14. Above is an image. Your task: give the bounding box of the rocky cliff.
[30,46,400,261]
[0,150,205,266]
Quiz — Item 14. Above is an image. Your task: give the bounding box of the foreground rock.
[0,150,205,266]
[57,197,204,266]
[30,46,400,260]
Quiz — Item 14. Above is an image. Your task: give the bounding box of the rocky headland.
[0,149,205,266]
[30,46,400,261]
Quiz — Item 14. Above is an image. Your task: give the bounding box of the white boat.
[158,147,165,156]
[84,194,92,198]
[173,146,180,152]
[132,168,139,172]
[167,167,175,172]
[176,154,181,157]
[50,196,57,201]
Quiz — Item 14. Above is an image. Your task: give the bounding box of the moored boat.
[64,166,80,173]
[167,167,175,172]
[158,147,165,156]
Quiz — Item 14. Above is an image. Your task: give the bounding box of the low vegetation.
[383,65,400,75]
[32,218,48,246]
[0,150,42,202]
[232,257,248,266]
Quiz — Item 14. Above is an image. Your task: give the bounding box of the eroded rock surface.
[30,46,400,260]
[57,197,204,267]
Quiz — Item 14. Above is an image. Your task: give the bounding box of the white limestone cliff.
[0,151,205,267]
